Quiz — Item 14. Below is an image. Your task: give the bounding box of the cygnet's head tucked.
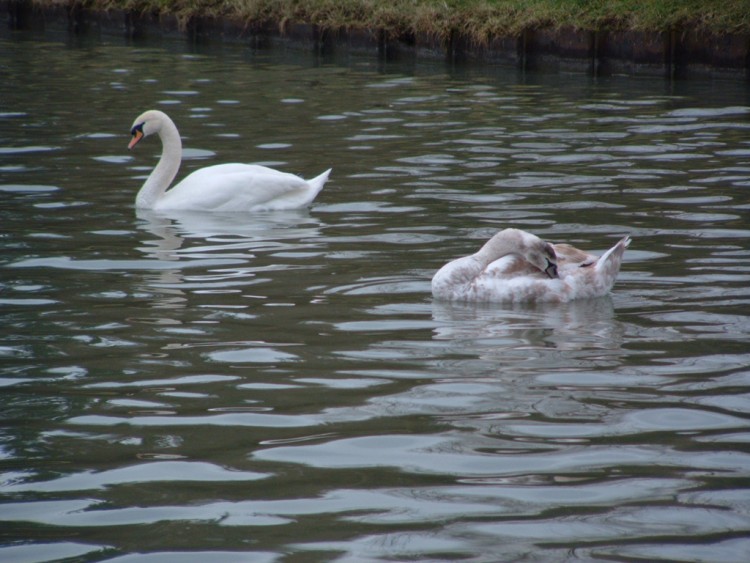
[482,228,559,279]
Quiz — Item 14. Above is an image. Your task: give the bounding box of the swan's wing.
[553,243,597,266]
[190,164,295,179]
[157,164,313,211]
[561,236,631,299]
[594,236,631,276]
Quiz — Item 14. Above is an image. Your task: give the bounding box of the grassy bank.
[77,0,750,41]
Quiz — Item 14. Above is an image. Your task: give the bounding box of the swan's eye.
[130,122,145,136]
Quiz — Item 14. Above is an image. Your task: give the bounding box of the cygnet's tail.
[306,168,332,201]
[595,235,631,289]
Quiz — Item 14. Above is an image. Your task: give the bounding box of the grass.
[72,0,750,40]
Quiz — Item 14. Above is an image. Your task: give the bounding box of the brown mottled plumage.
[432,228,630,303]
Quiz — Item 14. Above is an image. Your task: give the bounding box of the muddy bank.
[3,0,748,79]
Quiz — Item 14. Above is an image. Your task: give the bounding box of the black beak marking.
[545,259,558,279]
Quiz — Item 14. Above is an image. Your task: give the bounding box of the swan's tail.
[306,168,332,200]
[595,235,631,290]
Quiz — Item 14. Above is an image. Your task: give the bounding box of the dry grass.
[76,0,750,39]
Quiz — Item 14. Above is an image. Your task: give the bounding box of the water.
[2,29,750,563]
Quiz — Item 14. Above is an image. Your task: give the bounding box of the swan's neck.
[475,231,516,266]
[135,119,182,209]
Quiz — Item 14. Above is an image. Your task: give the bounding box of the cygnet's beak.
[544,259,559,279]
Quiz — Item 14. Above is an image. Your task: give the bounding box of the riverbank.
[4,0,750,78]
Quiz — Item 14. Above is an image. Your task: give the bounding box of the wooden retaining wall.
[3,0,749,79]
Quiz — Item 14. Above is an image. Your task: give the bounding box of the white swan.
[128,109,331,211]
[432,228,631,303]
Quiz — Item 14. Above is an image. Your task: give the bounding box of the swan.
[128,109,331,211]
[431,228,631,303]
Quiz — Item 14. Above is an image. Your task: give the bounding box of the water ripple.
[2,461,267,493]
[2,35,750,562]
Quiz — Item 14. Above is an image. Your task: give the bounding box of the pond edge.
[3,0,749,80]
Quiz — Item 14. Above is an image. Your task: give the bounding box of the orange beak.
[128,129,143,150]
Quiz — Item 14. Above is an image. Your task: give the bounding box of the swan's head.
[128,110,169,150]
[484,228,559,279]
[539,243,559,279]
[522,235,558,279]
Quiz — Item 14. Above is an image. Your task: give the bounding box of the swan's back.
[554,243,597,268]
[156,166,331,212]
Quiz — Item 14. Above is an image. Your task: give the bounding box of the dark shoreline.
[3,0,749,80]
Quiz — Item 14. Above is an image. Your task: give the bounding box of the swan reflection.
[134,209,325,309]
[431,298,624,353]
[136,208,325,259]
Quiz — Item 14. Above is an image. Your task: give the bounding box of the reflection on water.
[135,209,325,309]
[432,298,621,349]
[2,29,750,562]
